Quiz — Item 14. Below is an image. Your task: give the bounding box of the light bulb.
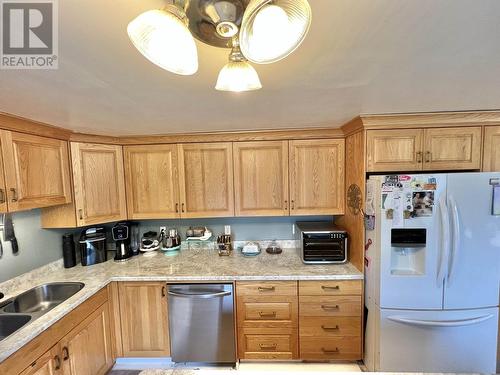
[215,60,262,92]
[249,5,290,61]
[127,8,198,75]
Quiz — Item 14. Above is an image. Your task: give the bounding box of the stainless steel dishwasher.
[167,284,236,363]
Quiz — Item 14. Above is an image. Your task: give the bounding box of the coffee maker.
[112,222,133,262]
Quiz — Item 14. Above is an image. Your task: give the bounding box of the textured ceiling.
[1,0,500,135]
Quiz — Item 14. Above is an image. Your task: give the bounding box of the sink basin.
[0,314,31,340]
[3,282,84,314]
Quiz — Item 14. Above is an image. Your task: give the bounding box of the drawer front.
[299,280,362,296]
[237,281,297,296]
[299,296,362,317]
[299,316,361,337]
[244,302,292,321]
[238,327,298,360]
[246,334,291,352]
[300,337,361,360]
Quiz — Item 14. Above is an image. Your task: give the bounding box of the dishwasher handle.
[167,290,232,299]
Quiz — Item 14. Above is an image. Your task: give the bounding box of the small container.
[62,233,77,268]
[266,240,282,254]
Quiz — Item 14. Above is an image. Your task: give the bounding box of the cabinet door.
[71,142,127,226]
[0,139,7,213]
[19,345,62,375]
[124,145,180,219]
[423,127,482,170]
[233,141,289,216]
[289,139,345,215]
[366,129,424,172]
[60,302,113,375]
[0,131,71,211]
[118,282,170,357]
[178,143,234,218]
[482,126,500,171]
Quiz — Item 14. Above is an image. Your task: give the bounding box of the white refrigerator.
[364,172,500,373]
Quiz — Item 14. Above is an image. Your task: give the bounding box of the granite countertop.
[0,247,362,363]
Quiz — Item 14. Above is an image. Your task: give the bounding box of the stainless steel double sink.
[0,282,84,341]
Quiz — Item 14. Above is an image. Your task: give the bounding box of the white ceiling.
[1,0,500,135]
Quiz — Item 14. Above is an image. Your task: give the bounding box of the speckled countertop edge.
[0,247,363,363]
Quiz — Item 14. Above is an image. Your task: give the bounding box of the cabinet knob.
[258,311,277,318]
[0,189,5,204]
[425,151,431,163]
[416,151,423,163]
[78,209,84,220]
[321,347,340,354]
[258,286,275,292]
[284,200,288,210]
[291,200,295,210]
[162,286,166,297]
[259,343,277,351]
[321,324,340,331]
[321,285,340,290]
[321,304,340,310]
[54,355,61,370]
[62,346,69,361]
[10,188,18,202]
[175,203,179,213]
[181,203,185,213]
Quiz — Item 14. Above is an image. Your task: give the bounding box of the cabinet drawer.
[300,337,361,360]
[244,302,292,321]
[299,296,362,317]
[299,317,361,337]
[237,281,297,296]
[238,327,298,360]
[299,280,362,296]
[237,295,298,328]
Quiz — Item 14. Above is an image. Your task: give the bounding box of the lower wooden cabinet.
[118,282,170,357]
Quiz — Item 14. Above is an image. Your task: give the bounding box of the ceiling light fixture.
[216,40,262,92]
[127,0,311,91]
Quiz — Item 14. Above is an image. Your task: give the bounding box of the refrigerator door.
[378,174,447,309]
[444,172,500,309]
[379,307,499,373]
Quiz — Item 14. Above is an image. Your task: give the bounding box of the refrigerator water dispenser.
[390,228,426,275]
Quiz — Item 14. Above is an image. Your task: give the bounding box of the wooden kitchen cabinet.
[59,302,113,375]
[482,126,500,171]
[233,141,289,216]
[178,142,234,218]
[0,131,71,211]
[423,127,482,170]
[124,144,180,219]
[289,139,345,215]
[19,345,62,375]
[118,282,170,357]
[366,129,424,172]
[71,142,127,226]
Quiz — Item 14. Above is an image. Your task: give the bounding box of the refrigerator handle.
[447,195,461,284]
[387,314,494,327]
[437,195,450,287]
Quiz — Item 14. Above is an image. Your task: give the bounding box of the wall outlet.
[160,226,167,235]
[224,225,231,235]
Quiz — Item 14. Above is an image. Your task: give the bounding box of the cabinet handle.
[321,304,340,310]
[291,200,295,210]
[175,203,179,213]
[321,324,340,331]
[425,151,431,163]
[259,311,277,318]
[0,189,5,204]
[162,286,166,297]
[181,203,185,213]
[10,188,18,202]
[258,286,275,292]
[284,200,288,210]
[416,151,423,163]
[78,209,84,220]
[62,346,69,360]
[54,355,61,370]
[321,285,340,290]
[259,344,277,351]
[321,347,339,354]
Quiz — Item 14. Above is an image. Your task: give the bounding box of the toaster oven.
[295,222,348,264]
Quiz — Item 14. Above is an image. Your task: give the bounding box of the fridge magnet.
[411,191,434,217]
[386,208,394,219]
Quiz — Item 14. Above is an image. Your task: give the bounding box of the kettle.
[162,228,181,250]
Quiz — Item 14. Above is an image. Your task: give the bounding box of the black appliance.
[62,233,77,268]
[113,222,133,262]
[295,222,348,264]
[79,227,107,266]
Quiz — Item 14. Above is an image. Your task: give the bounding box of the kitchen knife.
[3,213,18,254]
[0,214,3,258]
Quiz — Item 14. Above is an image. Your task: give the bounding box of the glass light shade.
[215,60,262,92]
[240,0,312,64]
[127,9,198,75]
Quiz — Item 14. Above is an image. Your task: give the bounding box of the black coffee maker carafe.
[112,222,133,262]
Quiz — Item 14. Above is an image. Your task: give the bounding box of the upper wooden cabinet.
[233,141,289,216]
[366,129,424,172]
[71,142,127,226]
[0,131,71,211]
[124,145,180,219]
[178,142,234,218]
[423,127,482,170]
[289,139,345,215]
[482,126,500,171]
[118,282,170,357]
[366,127,482,172]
